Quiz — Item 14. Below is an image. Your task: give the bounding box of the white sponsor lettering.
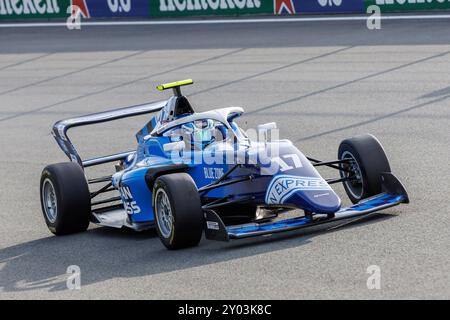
[0,0,59,16]
[313,192,330,198]
[203,167,224,179]
[265,175,331,204]
[159,0,261,12]
[108,0,132,13]
[318,0,342,7]
[119,186,142,215]
[206,221,219,230]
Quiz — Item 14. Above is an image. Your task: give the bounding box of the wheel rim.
[155,189,173,238]
[340,151,364,200]
[42,178,58,223]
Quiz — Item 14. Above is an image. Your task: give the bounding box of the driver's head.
[193,119,214,147]
[181,119,215,149]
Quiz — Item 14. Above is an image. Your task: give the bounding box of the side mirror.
[257,122,277,142]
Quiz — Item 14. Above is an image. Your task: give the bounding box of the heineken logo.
[0,0,61,16]
[367,0,450,11]
[159,0,262,12]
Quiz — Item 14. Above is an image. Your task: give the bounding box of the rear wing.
[52,100,167,168]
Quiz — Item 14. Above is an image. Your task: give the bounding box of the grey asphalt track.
[0,18,449,299]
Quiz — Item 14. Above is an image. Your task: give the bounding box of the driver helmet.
[182,119,215,149]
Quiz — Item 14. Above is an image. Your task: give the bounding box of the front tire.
[338,134,391,204]
[153,173,204,250]
[40,162,91,235]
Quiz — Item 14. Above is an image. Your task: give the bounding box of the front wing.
[205,172,409,241]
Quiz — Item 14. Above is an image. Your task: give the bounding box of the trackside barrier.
[1,1,450,21]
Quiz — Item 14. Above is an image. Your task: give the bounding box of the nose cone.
[287,190,341,214]
[265,175,341,214]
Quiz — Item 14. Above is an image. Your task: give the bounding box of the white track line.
[1,14,450,28]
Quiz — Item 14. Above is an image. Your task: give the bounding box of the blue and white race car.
[40,79,409,250]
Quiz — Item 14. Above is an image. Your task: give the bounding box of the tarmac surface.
[0,18,449,299]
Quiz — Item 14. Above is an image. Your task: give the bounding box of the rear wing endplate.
[52,100,166,168]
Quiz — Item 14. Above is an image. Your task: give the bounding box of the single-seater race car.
[40,79,409,250]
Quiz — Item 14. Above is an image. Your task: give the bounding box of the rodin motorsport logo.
[365,0,450,12]
[152,0,273,17]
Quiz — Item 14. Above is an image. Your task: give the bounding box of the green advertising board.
[365,0,450,12]
[150,0,273,17]
[0,0,70,19]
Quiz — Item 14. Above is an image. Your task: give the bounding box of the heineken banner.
[150,0,273,17]
[0,0,69,19]
[0,0,149,20]
[365,0,450,12]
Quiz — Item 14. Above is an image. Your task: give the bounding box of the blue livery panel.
[119,167,154,223]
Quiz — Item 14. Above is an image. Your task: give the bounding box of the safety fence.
[1,0,450,20]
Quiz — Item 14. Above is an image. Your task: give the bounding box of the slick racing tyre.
[40,162,91,235]
[153,173,204,250]
[338,134,391,204]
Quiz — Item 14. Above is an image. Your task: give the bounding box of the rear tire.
[40,162,91,235]
[338,134,391,204]
[153,173,204,250]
